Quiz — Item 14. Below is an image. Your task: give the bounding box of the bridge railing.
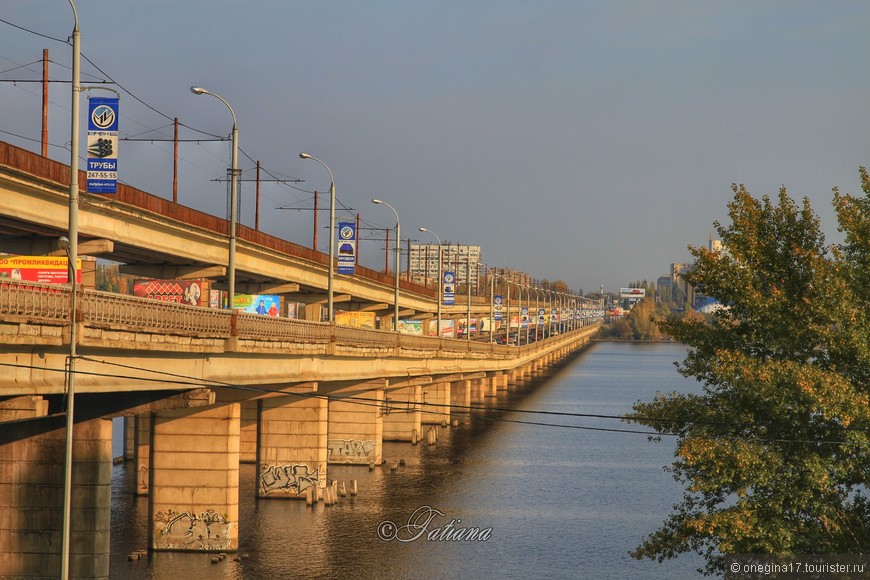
[0,281,601,353]
[0,280,71,322]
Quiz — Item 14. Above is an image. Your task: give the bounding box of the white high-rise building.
[408,243,481,288]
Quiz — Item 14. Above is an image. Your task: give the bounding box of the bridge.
[0,140,602,578]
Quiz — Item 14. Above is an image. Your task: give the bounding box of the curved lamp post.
[372,198,400,328]
[418,227,441,338]
[190,86,238,306]
[299,153,336,321]
[61,2,80,575]
[531,286,544,341]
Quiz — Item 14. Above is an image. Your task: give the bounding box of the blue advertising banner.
[337,222,356,274]
[493,294,503,321]
[86,97,119,193]
[443,271,455,306]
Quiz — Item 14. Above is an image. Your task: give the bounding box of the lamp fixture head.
[299,152,312,160]
[58,236,71,251]
[419,227,428,233]
[371,198,382,204]
[190,86,207,95]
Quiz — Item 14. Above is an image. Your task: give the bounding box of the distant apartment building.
[408,243,482,288]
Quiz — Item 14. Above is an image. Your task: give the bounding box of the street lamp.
[62,2,80,575]
[299,153,336,321]
[418,227,441,338]
[58,235,77,579]
[372,198,400,329]
[190,86,239,307]
[531,286,544,341]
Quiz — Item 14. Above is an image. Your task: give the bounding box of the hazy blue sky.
[2,1,868,293]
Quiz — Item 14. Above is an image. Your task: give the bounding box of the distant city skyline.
[2,2,867,293]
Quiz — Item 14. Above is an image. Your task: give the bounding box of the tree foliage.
[627,173,870,574]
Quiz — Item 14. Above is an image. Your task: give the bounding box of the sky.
[2,1,868,294]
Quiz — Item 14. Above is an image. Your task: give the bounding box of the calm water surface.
[109,341,706,579]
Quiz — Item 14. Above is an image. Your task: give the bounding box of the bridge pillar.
[469,378,488,403]
[383,385,422,442]
[0,417,111,579]
[421,381,450,425]
[494,372,509,392]
[327,383,384,466]
[258,385,326,498]
[240,399,257,463]
[135,415,150,495]
[450,379,471,421]
[149,404,240,552]
[123,416,134,461]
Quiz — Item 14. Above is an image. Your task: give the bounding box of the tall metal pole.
[372,199,400,329]
[190,86,238,306]
[419,228,442,338]
[299,154,335,321]
[61,3,80,576]
[466,251,471,341]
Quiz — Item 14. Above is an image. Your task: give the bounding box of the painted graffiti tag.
[153,508,233,551]
[327,439,379,462]
[259,464,321,495]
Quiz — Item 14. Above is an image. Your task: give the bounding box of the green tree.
[627,177,870,574]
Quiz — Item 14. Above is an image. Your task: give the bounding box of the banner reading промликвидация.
[87,96,119,193]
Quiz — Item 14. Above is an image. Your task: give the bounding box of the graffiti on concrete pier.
[153,508,233,551]
[259,463,321,496]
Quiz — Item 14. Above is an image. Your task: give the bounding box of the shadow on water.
[110,341,704,579]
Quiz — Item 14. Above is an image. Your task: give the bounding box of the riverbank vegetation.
[626,169,870,574]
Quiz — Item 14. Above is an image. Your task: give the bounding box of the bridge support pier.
[327,383,384,466]
[135,415,150,495]
[383,385,422,442]
[421,381,450,425]
[240,399,258,463]
[0,416,111,579]
[258,385,326,498]
[450,379,471,422]
[149,404,240,552]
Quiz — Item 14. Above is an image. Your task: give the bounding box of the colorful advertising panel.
[335,310,376,329]
[520,306,529,327]
[87,96,119,193]
[619,288,646,299]
[234,294,281,316]
[0,256,81,283]
[442,271,455,306]
[398,319,424,335]
[134,279,210,306]
[337,222,356,275]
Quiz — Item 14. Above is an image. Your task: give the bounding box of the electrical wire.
[1,358,866,445]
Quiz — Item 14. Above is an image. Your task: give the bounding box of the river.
[108,341,705,579]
